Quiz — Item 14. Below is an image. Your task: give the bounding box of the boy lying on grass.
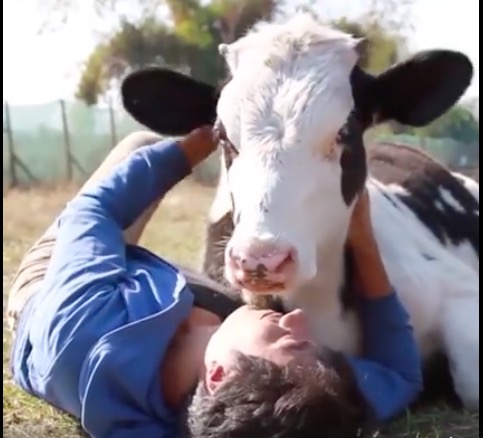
[9,127,422,437]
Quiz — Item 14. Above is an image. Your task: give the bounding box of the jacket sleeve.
[347,292,423,422]
[43,140,192,297]
[79,313,193,438]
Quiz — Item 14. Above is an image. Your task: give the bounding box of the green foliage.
[76,18,196,104]
[76,0,408,105]
[76,45,110,105]
[76,0,280,104]
[380,105,479,169]
[424,106,479,144]
[331,18,402,74]
[395,105,479,144]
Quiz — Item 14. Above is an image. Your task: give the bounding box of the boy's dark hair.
[184,349,375,438]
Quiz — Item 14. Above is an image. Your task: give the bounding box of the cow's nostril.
[273,251,295,274]
[228,247,248,269]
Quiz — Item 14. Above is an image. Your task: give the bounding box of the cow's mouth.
[225,252,297,294]
[228,270,288,294]
[238,278,286,294]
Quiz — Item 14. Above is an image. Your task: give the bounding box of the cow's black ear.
[364,50,473,127]
[121,67,219,136]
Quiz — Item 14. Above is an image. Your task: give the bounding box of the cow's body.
[120,12,478,411]
[202,142,479,407]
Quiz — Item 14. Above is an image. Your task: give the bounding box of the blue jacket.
[11,139,422,437]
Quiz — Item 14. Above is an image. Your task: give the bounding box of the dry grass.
[3,182,479,438]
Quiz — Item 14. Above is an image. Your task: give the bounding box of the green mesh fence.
[3,100,153,186]
[3,100,477,188]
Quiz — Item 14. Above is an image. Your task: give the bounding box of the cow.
[121,13,479,411]
[452,171,479,201]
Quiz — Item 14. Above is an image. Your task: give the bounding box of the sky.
[3,0,479,105]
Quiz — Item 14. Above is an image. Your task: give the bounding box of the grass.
[3,181,479,438]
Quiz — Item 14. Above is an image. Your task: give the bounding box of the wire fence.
[2,100,479,189]
[3,100,138,187]
[2,99,221,189]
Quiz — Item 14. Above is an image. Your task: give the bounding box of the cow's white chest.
[306,306,361,355]
[279,183,479,359]
[363,184,477,355]
[283,257,442,359]
[282,282,362,356]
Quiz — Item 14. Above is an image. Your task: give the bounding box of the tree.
[75,0,410,105]
[76,0,280,104]
[463,96,479,121]
[295,0,416,70]
[424,106,479,144]
[330,17,402,74]
[395,105,479,144]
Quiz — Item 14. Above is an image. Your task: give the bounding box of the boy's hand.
[178,126,217,168]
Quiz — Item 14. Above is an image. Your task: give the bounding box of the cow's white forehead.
[217,13,360,151]
[220,13,360,74]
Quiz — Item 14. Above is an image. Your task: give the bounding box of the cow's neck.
[284,234,347,312]
[282,233,361,354]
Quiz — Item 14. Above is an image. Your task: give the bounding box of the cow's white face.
[121,11,474,295]
[216,15,365,291]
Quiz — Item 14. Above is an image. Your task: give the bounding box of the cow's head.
[122,13,473,294]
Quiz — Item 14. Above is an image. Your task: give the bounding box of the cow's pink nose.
[226,241,297,289]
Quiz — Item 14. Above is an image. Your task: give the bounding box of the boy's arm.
[346,191,423,422]
[347,292,422,422]
[44,128,215,295]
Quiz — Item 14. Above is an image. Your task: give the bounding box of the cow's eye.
[214,120,239,167]
[213,119,229,143]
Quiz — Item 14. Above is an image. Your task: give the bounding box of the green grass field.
[3,182,479,438]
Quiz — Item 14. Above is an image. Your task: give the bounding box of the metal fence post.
[4,101,18,187]
[60,99,73,181]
